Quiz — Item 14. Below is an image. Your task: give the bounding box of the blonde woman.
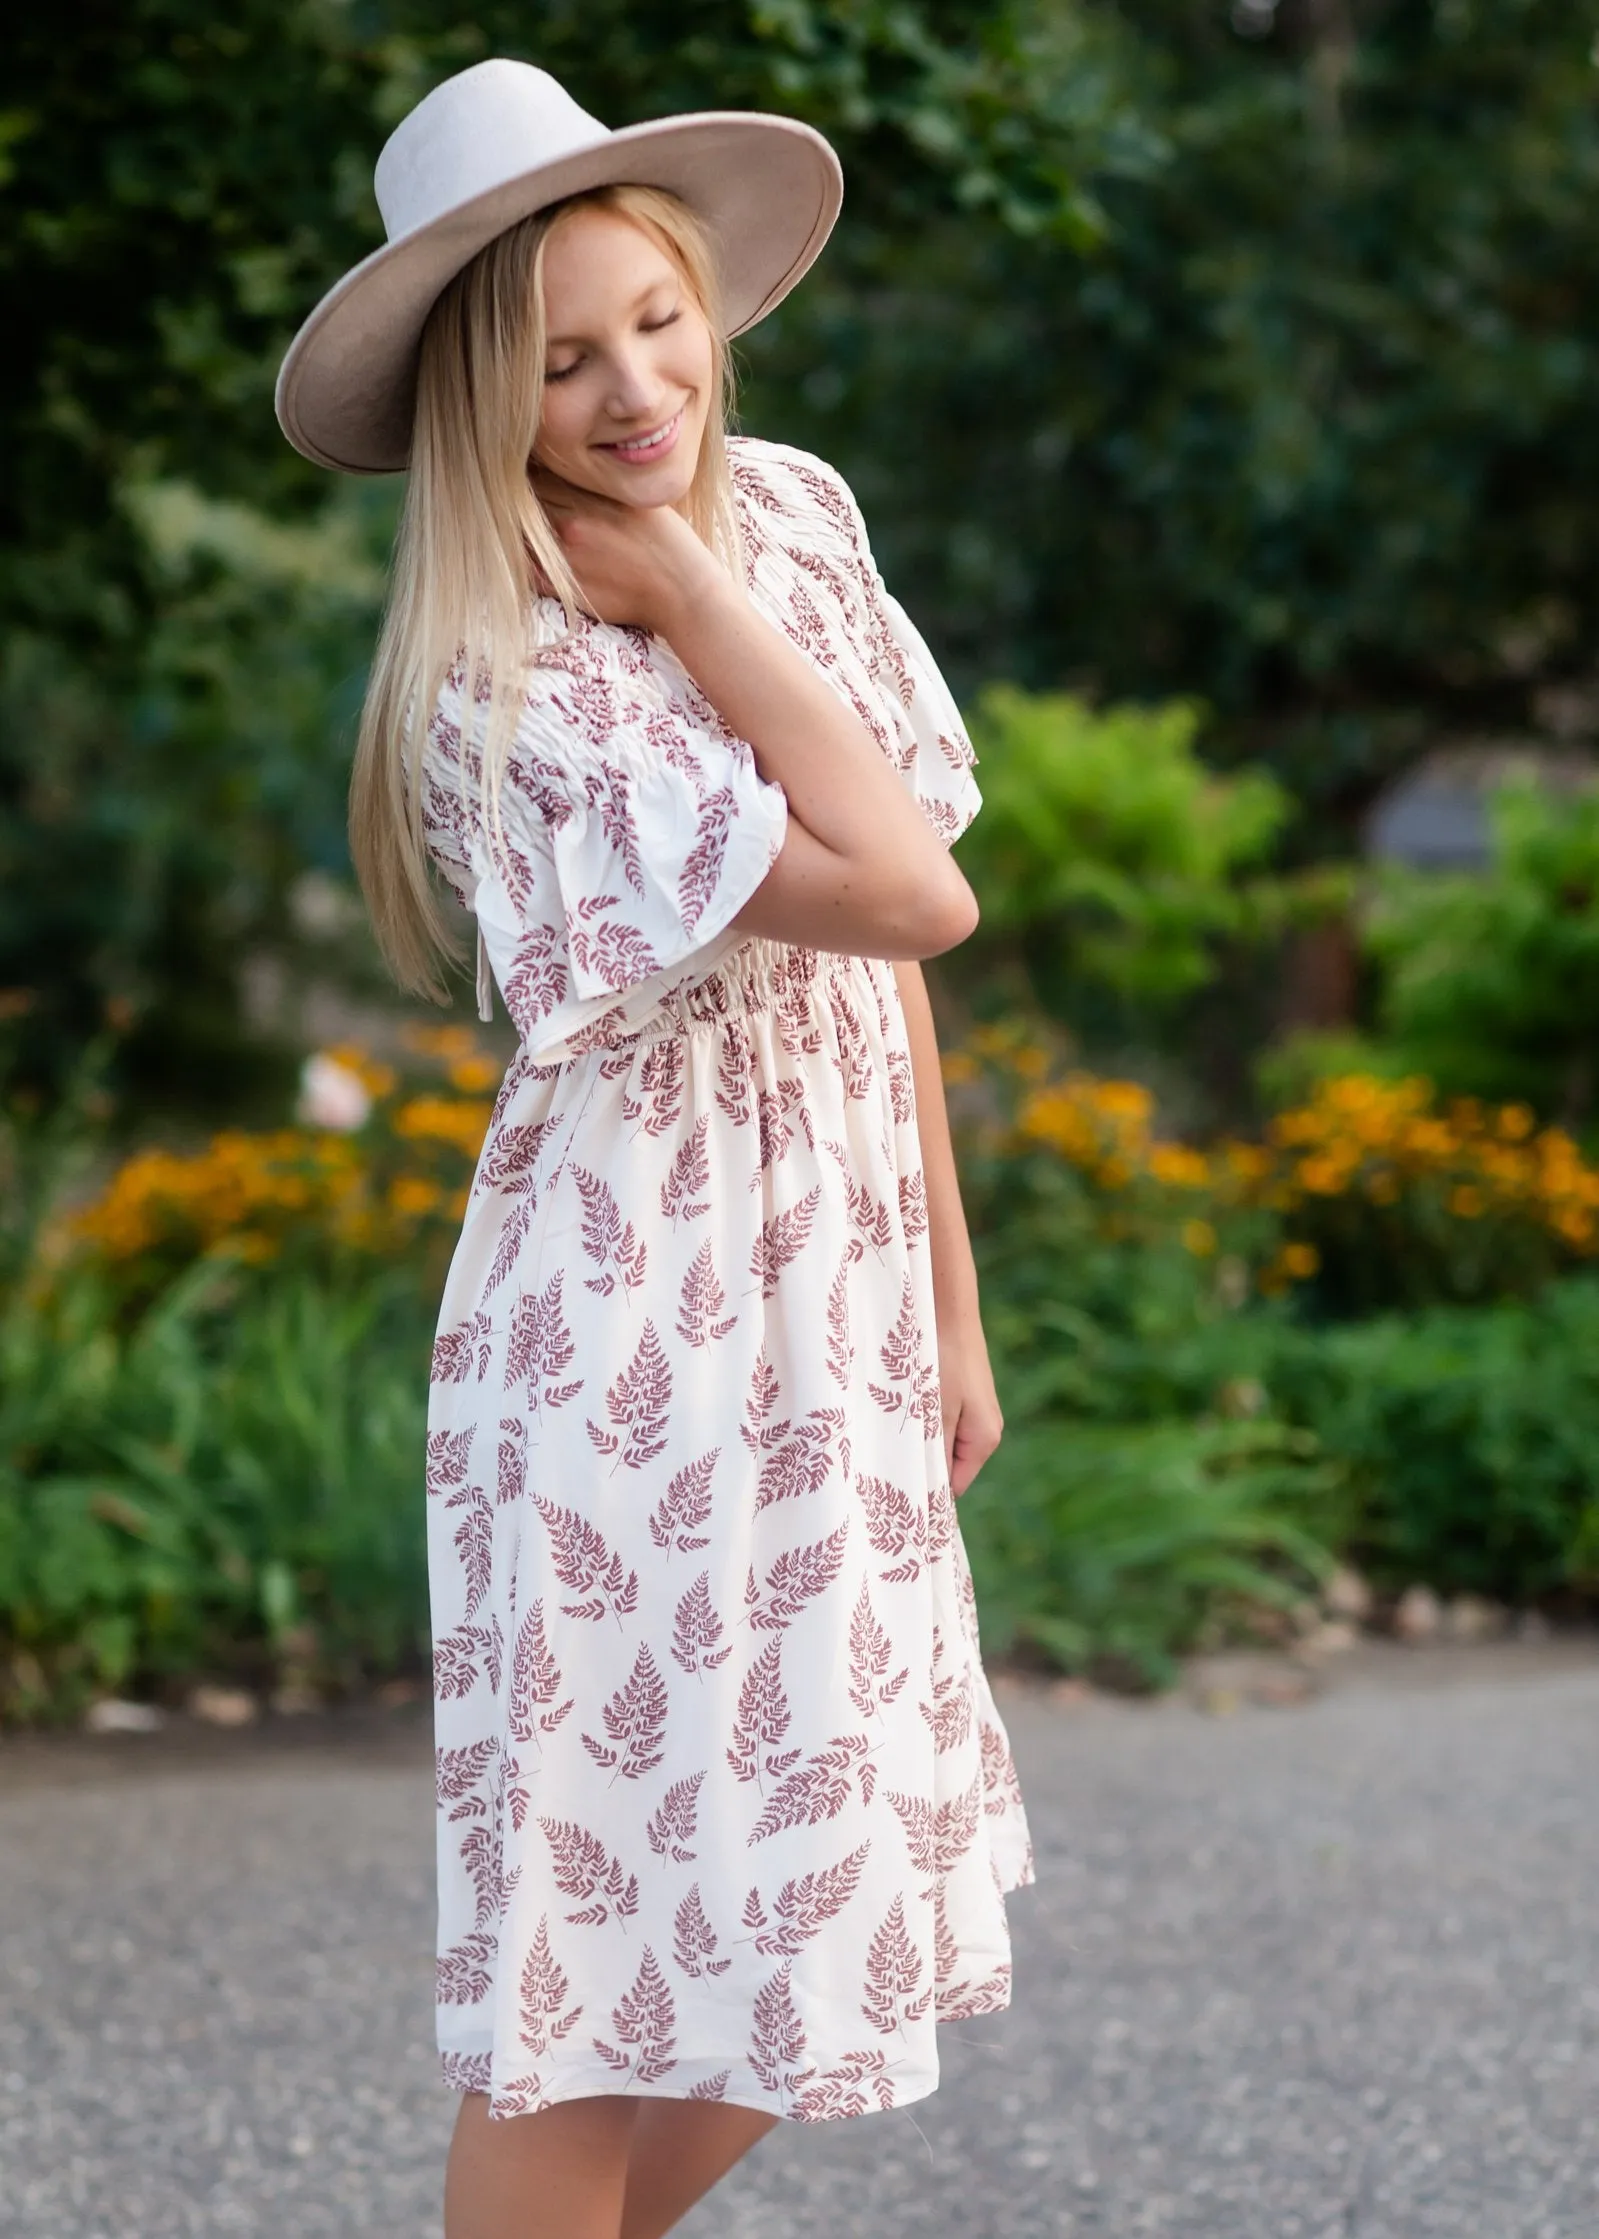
[277,58,1034,2239]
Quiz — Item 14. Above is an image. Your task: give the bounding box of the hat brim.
[274,110,842,475]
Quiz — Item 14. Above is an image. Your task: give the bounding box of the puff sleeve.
[736,439,982,851]
[867,576,984,851]
[425,631,789,1058]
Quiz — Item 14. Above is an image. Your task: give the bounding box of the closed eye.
[545,307,682,384]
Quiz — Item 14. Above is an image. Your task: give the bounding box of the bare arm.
[892,959,981,1327]
[892,959,1003,1496]
[545,487,979,961]
[664,572,976,960]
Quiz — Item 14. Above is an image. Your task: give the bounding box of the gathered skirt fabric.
[426,933,1035,2123]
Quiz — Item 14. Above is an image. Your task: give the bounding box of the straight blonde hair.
[350,183,741,1004]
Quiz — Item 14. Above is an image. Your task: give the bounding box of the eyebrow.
[545,276,678,349]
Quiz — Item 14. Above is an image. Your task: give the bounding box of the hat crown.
[374,60,610,244]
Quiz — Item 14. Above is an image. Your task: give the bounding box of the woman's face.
[532,205,715,509]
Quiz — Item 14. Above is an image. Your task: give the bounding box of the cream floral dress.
[417,435,1034,2124]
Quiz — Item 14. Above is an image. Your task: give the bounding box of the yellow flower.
[1449,1185,1485,1219]
[1180,1218,1218,1258]
[392,1096,492,1156]
[1090,1079,1153,1124]
[447,1056,501,1095]
[1281,1240,1320,1279]
[400,1022,479,1061]
[1404,1120,1456,1160]
[389,1175,444,1218]
[940,1051,978,1085]
[1222,1141,1271,1183]
[1150,1144,1212,1191]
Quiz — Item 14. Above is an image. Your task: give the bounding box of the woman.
[277,56,1034,2239]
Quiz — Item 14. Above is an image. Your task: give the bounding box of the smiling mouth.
[598,407,685,464]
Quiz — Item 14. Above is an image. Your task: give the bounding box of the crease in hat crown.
[374,61,610,243]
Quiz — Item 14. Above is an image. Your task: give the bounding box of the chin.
[621,461,699,510]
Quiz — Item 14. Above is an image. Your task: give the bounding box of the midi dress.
[417,434,1035,2125]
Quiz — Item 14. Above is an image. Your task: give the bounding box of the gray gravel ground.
[2,1642,1596,2239]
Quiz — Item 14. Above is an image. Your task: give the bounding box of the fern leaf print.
[419,436,1032,2126]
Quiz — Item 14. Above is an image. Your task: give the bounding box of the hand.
[532,470,727,638]
[936,1314,1004,1499]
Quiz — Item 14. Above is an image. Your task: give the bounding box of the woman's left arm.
[892,958,1004,1497]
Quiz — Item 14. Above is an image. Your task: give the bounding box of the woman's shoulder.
[425,612,683,804]
[727,435,872,558]
[433,608,661,707]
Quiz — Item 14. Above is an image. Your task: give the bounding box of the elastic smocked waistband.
[512,934,881,1068]
[587,935,868,1054]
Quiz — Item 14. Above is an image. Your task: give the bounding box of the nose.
[603,338,663,423]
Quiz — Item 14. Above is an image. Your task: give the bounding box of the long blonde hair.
[351,182,741,1004]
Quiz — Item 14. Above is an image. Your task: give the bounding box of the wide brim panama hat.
[274,58,844,475]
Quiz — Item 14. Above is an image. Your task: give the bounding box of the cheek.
[667,321,717,413]
[533,384,594,466]
[689,339,717,412]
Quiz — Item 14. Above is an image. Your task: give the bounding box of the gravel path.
[2,1644,1596,2238]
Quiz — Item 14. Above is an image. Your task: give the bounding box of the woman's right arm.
[548,496,979,962]
[658,565,977,961]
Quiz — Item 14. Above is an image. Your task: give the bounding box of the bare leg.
[619,2101,781,2239]
[445,2091,640,2239]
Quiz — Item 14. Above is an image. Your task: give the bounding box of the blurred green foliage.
[8,3,1599,1110]
[1236,1283,1599,1609]
[0,1238,433,1718]
[777,0,1599,786]
[8,5,1599,1705]
[962,1412,1334,1685]
[1361,777,1599,1125]
[949,686,1353,1120]
[957,684,1290,998]
[8,1020,1599,1717]
[4,0,1126,1108]
[957,1114,1337,1684]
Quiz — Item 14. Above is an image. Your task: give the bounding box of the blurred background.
[5,0,1599,1727]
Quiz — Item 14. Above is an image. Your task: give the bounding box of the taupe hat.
[275,58,843,475]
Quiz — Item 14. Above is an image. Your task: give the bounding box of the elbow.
[907,869,980,959]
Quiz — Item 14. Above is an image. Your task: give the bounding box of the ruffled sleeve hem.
[543,738,788,1005]
[730,439,982,855]
[875,585,983,851]
[455,652,789,1051]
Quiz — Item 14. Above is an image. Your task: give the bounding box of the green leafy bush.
[956,686,1291,1005]
[1363,777,1599,1125]
[0,1251,432,1720]
[963,1406,1334,1688]
[957,1097,1339,1684]
[1247,1281,1599,1607]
